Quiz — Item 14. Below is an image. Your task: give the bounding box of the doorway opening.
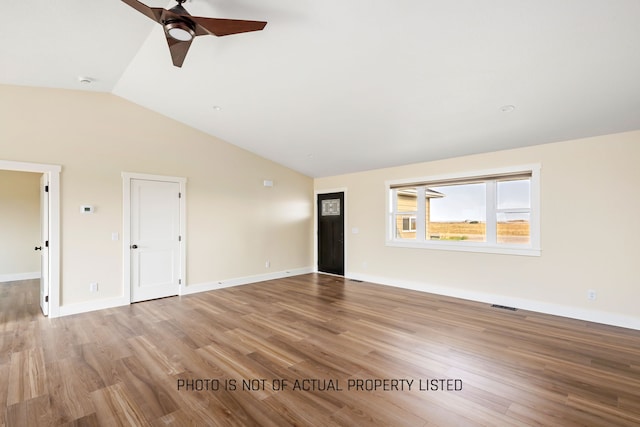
[0,160,61,317]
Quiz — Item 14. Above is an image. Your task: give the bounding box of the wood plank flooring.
[1,274,640,426]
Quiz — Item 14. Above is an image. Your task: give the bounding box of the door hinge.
[45,296,49,302]
[178,192,182,198]
[45,240,49,248]
[45,185,49,192]
[178,279,182,285]
[178,235,182,242]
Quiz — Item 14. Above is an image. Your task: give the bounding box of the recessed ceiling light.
[499,105,516,113]
[78,76,93,84]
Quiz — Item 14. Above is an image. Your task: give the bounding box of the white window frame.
[385,164,541,256]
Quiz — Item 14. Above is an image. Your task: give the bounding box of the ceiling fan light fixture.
[121,0,267,67]
[165,21,195,41]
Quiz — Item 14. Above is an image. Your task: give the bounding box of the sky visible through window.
[429,179,530,222]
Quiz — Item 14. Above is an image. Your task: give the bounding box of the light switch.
[111,232,119,241]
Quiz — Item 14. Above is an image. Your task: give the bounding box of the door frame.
[39,174,50,316]
[122,172,187,302]
[0,159,61,317]
[314,188,347,276]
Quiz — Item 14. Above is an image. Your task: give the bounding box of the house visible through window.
[386,165,540,256]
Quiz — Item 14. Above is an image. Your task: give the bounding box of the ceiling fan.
[121,0,267,67]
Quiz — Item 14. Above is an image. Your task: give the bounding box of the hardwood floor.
[1,274,640,426]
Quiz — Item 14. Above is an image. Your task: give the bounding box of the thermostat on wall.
[80,205,94,214]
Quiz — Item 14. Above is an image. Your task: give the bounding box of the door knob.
[34,246,42,251]
[131,244,138,249]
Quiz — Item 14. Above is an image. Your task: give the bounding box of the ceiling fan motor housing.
[163,3,196,41]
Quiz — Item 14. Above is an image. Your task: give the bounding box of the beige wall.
[2,83,638,328]
[0,170,41,278]
[0,84,313,308]
[315,131,640,327]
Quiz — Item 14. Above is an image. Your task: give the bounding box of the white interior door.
[130,178,181,302]
[39,174,49,315]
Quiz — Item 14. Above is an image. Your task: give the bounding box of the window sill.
[385,239,541,256]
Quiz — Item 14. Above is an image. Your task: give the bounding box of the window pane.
[427,183,486,242]
[321,199,340,216]
[497,179,530,209]
[395,188,417,239]
[497,212,530,244]
[395,215,417,239]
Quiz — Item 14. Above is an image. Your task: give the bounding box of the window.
[402,216,416,232]
[387,165,540,256]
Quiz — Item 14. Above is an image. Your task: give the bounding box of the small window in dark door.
[317,192,344,275]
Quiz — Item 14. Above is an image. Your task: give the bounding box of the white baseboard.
[57,267,314,317]
[346,272,640,331]
[58,296,130,317]
[181,266,314,296]
[58,267,639,331]
[0,272,40,282]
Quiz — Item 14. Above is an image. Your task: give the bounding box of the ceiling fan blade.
[166,37,193,68]
[121,0,163,23]
[191,17,267,37]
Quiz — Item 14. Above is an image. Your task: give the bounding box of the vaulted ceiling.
[3,0,640,177]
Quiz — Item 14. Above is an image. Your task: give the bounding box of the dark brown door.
[317,192,344,275]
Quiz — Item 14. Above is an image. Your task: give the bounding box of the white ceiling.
[2,0,640,177]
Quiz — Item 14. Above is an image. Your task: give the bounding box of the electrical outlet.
[265,260,270,268]
[587,290,597,301]
[90,282,98,292]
